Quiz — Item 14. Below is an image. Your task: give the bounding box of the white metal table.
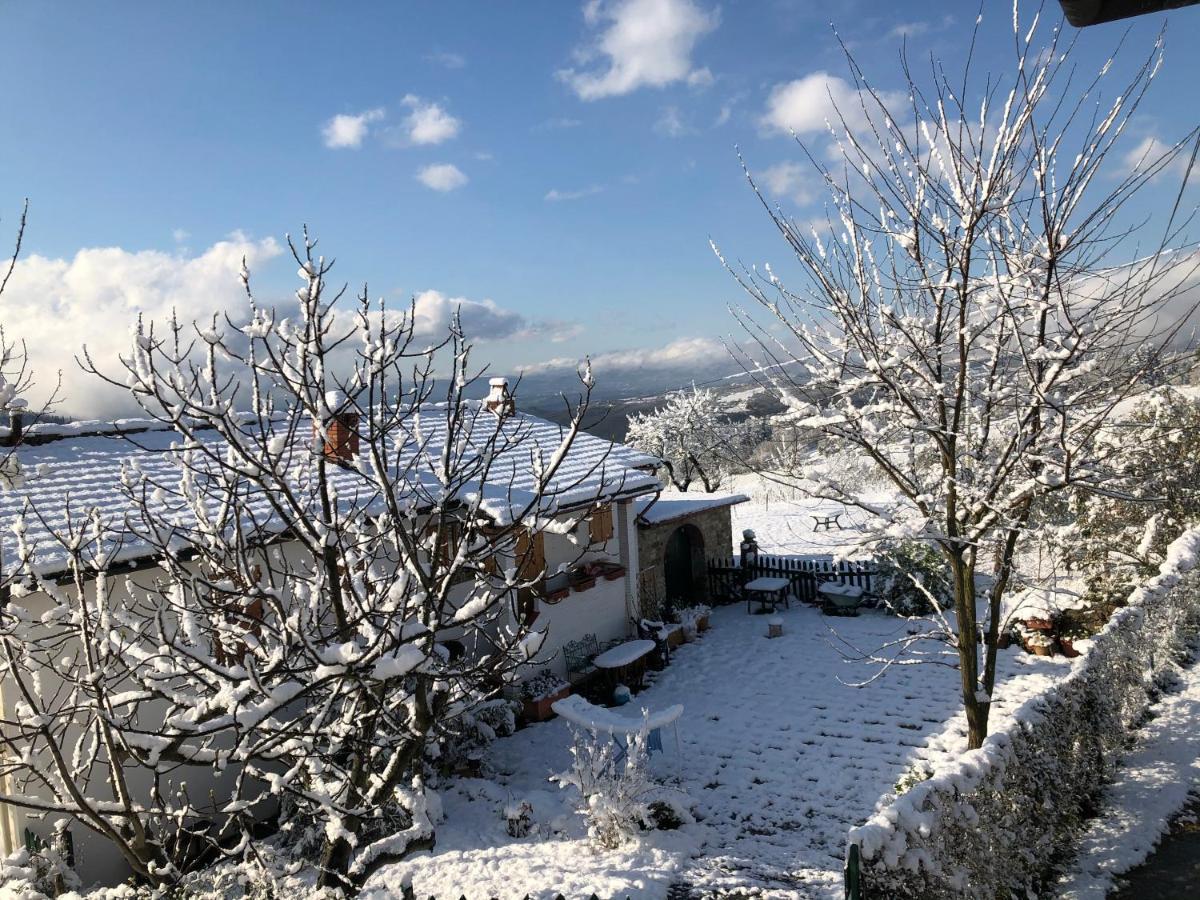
[744,575,792,613]
[592,639,656,690]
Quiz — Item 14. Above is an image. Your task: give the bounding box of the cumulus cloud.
[757,161,815,205]
[322,108,386,148]
[761,72,903,137]
[0,235,282,418]
[398,94,462,145]
[410,290,521,339]
[558,0,719,101]
[520,335,727,375]
[544,185,604,202]
[416,163,469,192]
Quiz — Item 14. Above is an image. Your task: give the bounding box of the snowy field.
[722,473,896,560]
[367,603,1069,899]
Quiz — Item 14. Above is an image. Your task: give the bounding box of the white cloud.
[757,160,815,205]
[520,335,727,375]
[411,290,520,339]
[321,108,385,149]
[416,163,468,192]
[714,103,732,127]
[1123,134,1195,183]
[533,117,584,131]
[558,0,719,101]
[399,95,461,145]
[654,105,692,137]
[425,50,466,69]
[0,235,283,418]
[171,228,189,244]
[761,72,902,137]
[544,185,604,202]
[887,21,929,39]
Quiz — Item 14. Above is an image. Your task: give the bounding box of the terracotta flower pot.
[1059,637,1081,658]
[697,613,710,632]
[570,575,597,592]
[1024,617,1055,633]
[665,625,685,648]
[521,684,570,723]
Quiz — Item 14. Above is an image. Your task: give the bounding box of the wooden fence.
[708,553,876,605]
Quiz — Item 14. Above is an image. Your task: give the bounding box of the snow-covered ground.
[724,473,894,560]
[367,602,1069,899]
[1056,651,1200,899]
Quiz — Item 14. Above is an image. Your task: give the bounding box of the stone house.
[633,493,749,618]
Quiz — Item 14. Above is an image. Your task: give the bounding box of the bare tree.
[0,201,61,480]
[719,4,1200,748]
[626,386,751,492]
[0,230,620,891]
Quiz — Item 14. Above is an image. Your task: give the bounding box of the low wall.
[845,528,1200,899]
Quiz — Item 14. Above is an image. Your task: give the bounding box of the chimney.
[4,409,24,448]
[315,390,359,464]
[484,377,516,417]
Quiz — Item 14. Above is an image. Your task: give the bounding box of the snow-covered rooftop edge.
[634,492,750,526]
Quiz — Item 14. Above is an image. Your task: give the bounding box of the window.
[588,503,614,544]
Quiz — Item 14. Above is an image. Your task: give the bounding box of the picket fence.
[707,553,876,604]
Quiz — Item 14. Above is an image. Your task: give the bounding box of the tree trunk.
[951,552,989,749]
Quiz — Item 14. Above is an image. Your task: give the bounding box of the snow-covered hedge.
[846,528,1200,899]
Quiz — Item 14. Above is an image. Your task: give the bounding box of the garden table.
[812,512,843,531]
[592,639,656,691]
[743,576,792,613]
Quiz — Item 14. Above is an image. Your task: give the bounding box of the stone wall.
[636,504,735,618]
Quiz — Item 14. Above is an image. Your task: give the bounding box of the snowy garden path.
[368,603,1067,900]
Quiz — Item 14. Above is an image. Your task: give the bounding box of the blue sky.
[1,0,1198,415]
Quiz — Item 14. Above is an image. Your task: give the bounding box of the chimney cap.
[324,389,349,412]
[488,376,509,388]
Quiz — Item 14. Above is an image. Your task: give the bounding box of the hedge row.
[845,528,1200,898]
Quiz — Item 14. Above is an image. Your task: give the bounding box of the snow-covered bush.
[503,800,535,838]
[873,542,952,617]
[1064,387,1200,614]
[432,699,521,776]
[552,726,657,850]
[847,527,1200,899]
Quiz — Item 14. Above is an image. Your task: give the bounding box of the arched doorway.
[663,524,706,607]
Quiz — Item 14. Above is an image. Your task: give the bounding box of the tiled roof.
[0,404,661,575]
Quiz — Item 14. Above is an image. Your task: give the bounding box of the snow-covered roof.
[0,404,661,575]
[635,493,750,527]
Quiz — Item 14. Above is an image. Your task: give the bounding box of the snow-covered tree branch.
[0,230,616,892]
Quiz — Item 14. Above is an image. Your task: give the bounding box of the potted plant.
[678,605,711,635]
[569,567,597,592]
[589,560,626,581]
[519,669,570,723]
[541,571,570,603]
[1021,630,1054,657]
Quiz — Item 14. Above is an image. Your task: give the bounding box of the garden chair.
[563,633,602,693]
